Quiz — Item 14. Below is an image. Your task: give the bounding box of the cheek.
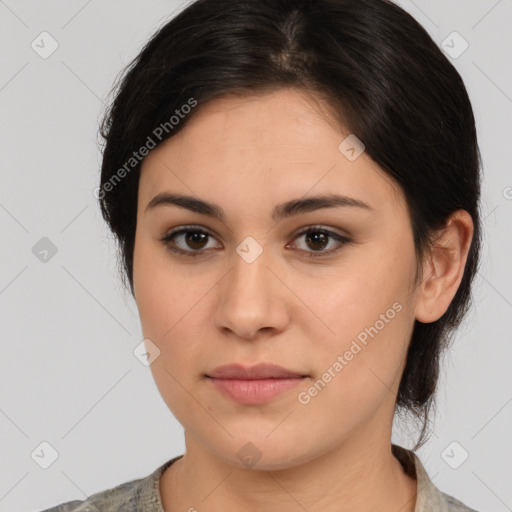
[301,249,414,394]
[324,235,416,330]
[297,258,409,343]
[135,261,209,426]
[134,243,209,364]
[134,238,189,336]
[298,299,411,434]
[315,290,410,388]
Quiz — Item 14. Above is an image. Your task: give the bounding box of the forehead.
[138,88,406,216]
[169,89,346,154]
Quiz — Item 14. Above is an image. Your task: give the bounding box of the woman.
[41,0,482,510]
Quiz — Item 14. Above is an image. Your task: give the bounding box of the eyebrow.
[145,192,373,222]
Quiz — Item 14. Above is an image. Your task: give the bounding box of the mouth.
[206,362,308,380]
[205,363,309,404]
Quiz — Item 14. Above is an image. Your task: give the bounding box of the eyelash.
[160,225,351,259]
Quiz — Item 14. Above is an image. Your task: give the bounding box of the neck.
[160,426,417,512]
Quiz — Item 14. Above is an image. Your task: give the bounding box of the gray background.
[1,1,511,511]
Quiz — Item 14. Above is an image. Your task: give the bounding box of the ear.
[414,210,474,323]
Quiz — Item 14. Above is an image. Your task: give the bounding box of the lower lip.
[207,377,305,404]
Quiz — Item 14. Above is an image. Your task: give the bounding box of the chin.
[206,434,322,472]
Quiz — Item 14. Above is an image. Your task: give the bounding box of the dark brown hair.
[98,0,482,450]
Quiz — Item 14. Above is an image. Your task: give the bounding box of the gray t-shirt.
[38,444,481,512]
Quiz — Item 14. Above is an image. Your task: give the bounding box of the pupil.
[186,231,207,249]
[306,232,327,251]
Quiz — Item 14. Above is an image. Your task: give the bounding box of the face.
[133,88,421,470]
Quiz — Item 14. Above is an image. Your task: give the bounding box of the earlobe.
[414,210,474,323]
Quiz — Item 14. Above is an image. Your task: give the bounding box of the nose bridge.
[229,235,273,297]
[213,235,289,337]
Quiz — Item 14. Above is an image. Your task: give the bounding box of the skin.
[132,87,474,512]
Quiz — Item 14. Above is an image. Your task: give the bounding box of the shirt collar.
[392,443,449,512]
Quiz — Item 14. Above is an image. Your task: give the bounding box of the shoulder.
[440,490,483,512]
[36,500,85,512]
[36,477,147,512]
[36,456,184,512]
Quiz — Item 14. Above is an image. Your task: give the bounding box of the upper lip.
[206,363,307,379]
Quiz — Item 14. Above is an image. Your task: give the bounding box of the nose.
[212,244,290,341]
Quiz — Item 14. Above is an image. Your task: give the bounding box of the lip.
[205,363,308,405]
[207,363,307,379]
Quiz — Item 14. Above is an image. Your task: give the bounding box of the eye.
[160,226,220,257]
[287,226,351,258]
[160,225,351,258]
